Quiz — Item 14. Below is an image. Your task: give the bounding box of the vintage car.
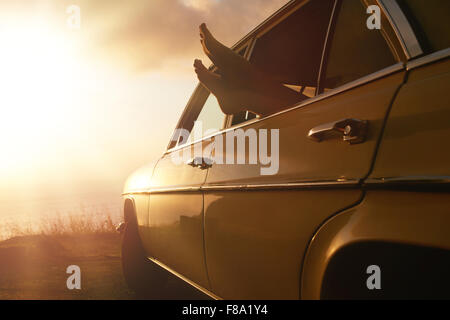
[120,0,450,299]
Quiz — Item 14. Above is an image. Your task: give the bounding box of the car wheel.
[121,216,168,297]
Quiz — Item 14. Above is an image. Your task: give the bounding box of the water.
[0,192,122,240]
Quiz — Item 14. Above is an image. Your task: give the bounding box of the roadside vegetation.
[0,207,120,241]
[0,209,207,299]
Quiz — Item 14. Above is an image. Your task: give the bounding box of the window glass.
[187,93,226,142]
[321,0,397,91]
[250,0,335,97]
[397,0,450,53]
[231,110,258,126]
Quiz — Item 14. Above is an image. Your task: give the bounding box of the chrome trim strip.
[122,187,199,196]
[365,176,450,185]
[148,258,222,300]
[123,176,450,195]
[407,48,450,71]
[377,0,423,59]
[201,180,359,191]
[147,186,201,194]
[316,0,339,94]
[122,179,361,195]
[246,37,257,60]
[122,191,148,196]
[165,63,404,155]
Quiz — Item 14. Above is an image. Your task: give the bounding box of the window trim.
[316,0,340,95]
[377,0,423,59]
[406,47,450,71]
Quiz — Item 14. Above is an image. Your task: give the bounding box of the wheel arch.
[123,196,138,225]
[301,191,450,299]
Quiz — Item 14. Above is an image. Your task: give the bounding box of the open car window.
[186,89,227,143]
[224,0,335,128]
[248,0,336,102]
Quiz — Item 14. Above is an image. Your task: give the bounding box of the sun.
[0,20,85,171]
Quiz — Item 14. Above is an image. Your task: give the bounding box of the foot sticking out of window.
[194,23,308,117]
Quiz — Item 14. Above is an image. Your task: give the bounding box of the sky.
[0,0,288,222]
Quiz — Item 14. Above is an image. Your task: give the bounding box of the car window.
[397,0,450,54]
[320,0,397,91]
[225,45,259,127]
[187,91,226,142]
[249,0,336,99]
[230,110,258,126]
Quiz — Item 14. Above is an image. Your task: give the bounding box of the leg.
[194,59,240,115]
[199,23,254,86]
[199,24,302,96]
[194,59,299,116]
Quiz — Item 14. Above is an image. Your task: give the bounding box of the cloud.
[0,0,288,71]
[78,0,289,72]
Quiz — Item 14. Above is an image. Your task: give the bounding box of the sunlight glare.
[0,21,84,171]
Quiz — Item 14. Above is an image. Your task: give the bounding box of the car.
[120,0,450,299]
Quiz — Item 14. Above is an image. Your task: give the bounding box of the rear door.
[203,0,417,299]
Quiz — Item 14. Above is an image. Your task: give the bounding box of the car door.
[147,44,251,290]
[202,0,417,299]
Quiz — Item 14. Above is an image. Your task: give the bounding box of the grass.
[0,233,132,299]
[0,210,209,300]
[0,207,120,241]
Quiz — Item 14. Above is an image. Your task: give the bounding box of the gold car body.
[123,0,450,299]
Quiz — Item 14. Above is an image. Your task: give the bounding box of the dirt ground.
[0,233,208,300]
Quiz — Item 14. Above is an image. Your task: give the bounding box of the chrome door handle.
[308,118,368,144]
[186,157,213,170]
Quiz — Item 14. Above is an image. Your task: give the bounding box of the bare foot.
[199,23,253,83]
[194,59,222,93]
[198,24,302,97]
[194,59,294,116]
[197,24,308,116]
[194,59,240,114]
[199,23,214,58]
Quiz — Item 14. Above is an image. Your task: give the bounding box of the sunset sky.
[0,0,288,222]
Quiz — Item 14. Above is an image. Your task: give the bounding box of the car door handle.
[186,157,213,170]
[308,118,368,144]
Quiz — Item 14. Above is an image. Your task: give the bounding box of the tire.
[121,216,168,296]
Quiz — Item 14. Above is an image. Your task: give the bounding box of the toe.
[193,59,202,68]
[199,23,212,39]
[194,59,207,71]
